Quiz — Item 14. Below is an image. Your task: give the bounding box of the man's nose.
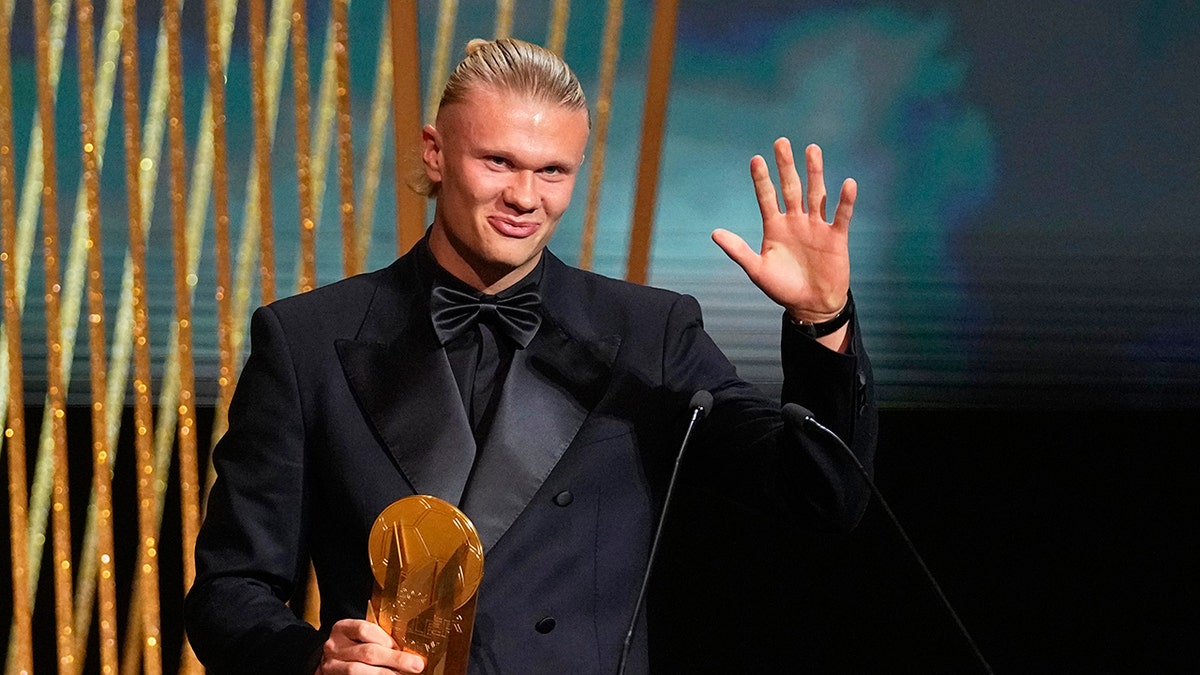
[503,171,538,213]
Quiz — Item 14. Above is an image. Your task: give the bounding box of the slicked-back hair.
[415,38,590,197]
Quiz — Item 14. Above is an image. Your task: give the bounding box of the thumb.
[711,229,760,276]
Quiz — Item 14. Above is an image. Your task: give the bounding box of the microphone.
[782,404,994,674]
[617,390,712,675]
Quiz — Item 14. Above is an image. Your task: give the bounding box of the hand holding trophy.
[367,496,485,674]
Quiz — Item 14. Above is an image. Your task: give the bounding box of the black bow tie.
[430,283,542,348]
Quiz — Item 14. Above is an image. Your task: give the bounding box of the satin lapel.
[460,321,620,551]
[335,262,477,505]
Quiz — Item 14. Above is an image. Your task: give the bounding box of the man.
[186,38,875,674]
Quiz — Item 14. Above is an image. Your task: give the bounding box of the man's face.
[423,87,590,292]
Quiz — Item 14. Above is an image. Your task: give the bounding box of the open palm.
[712,139,855,323]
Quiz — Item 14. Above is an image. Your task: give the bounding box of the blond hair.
[413,38,589,197]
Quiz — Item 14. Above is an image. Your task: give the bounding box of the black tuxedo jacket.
[186,248,876,674]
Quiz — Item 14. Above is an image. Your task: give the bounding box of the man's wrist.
[787,290,854,338]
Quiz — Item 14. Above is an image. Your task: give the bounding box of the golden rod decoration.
[355,12,395,268]
[0,0,71,390]
[291,0,317,293]
[300,2,371,277]
[75,0,119,672]
[119,1,164,672]
[163,0,203,672]
[32,0,78,669]
[625,0,679,285]
[180,0,236,511]
[47,0,124,664]
[207,0,237,450]
[118,0,205,663]
[495,0,515,39]
[332,0,358,277]
[0,3,34,671]
[305,16,340,237]
[579,0,624,271]
[118,0,194,664]
[546,0,570,56]
[208,0,294,547]
[5,6,72,670]
[425,0,459,125]
[124,6,239,668]
[229,0,292,370]
[250,0,277,304]
[390,0,425,255]
[118,0,193,662]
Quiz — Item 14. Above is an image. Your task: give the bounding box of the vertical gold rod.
[354,14,395,268]
[425,0,459,125]
[249,0,276,304]
[120,0,205,666]
[291,0,317,293]
[546,0,570,56]
[0,4,34,672]
[579,0,623,271]
[14,5,79,625]
[332,0,357,277]
[75,0,119,672]
[625,0,679,285]
[119,0,163,672]
[495,0,514,39]
[390,0,425,254]
[305,17,340,240]
[162,0,202,672]
[64,1,124,664]
[32,0,77,669]
[229,0,293,368]
[208,0,236,449]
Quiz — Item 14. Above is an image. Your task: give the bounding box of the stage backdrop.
[5,1,1198,411]
[1,1,1198,673]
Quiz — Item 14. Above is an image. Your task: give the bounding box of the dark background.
[658,408,1199,673]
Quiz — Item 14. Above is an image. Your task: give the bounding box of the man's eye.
[488,156,509,167]
[542,166,562,175]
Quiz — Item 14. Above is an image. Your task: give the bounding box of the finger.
[333,619,394,647]
[773,137,804,215]
[831,177,857,233]
[749,154,781,222]
[805,144,828,222]
[711,229,761,277]
[396,651,427,674]
[348,645,423,674]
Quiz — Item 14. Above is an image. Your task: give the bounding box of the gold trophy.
[367,495,484,674]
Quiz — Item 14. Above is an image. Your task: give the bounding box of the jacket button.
[535,617,556,634]
[553,491,573,507]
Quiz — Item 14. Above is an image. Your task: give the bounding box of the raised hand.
[712,139,855,328]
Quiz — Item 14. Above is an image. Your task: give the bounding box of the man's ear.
[421,124,443,183]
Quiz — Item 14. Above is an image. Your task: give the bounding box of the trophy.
[367,495,484,675]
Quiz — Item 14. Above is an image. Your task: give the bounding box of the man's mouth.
[488,216,539,238]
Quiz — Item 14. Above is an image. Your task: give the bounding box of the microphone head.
[781,402,815,429]
[688,390,714,420]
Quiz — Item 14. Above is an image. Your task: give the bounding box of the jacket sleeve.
[185,306,325,674]
[660,293,877,532]
[778,309,877,531]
